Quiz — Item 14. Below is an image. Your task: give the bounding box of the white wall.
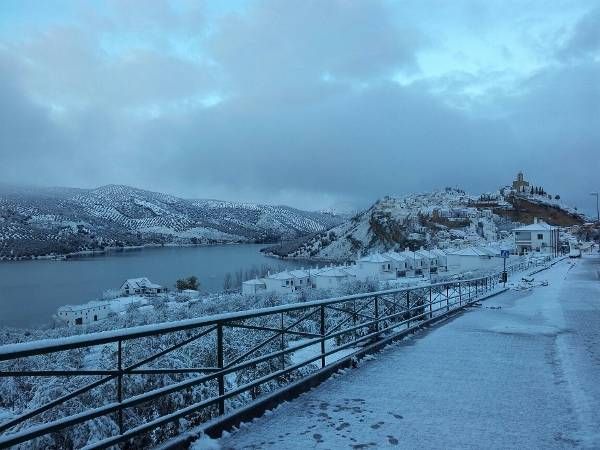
[446,254,520,274]
[515,230,553,253]
[58,303,111,326]
[356,261,395,281]
[241,283,266,295]
[264,278,295,294]
[314,275,349,290]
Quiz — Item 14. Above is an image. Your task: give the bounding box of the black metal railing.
[0,260,551,449]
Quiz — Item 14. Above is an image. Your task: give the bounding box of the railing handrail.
[0,275,492,361]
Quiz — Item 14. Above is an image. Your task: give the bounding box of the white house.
[446,246,508,273]
[120,278,165,296]
[263,271,296,294]
[57,297,145,326]
[399,249,428,276]
[357,253,395,280]
[415,249,438,274]
[263,268,317,294]
[513,219,559,255]
[57,301,111,326]
[313,266,357,290]
[289,269,313,290]
[241,278,267,295]
[430,249,448,271]
[413,248,448,274]
[383,251,409,278]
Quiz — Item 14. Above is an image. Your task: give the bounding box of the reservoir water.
[0,244,307,328]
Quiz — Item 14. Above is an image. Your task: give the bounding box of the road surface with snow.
[203,256,600,449]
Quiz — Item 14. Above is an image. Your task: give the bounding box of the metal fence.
[0,260,548,449]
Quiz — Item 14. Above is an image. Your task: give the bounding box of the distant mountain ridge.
[0,184,344,259]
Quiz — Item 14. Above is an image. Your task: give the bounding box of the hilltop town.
[263,172,584,261]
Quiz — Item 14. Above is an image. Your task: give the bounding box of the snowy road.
[205,256,600,450]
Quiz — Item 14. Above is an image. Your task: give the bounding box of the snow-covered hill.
[0,184,343,259]
[263,187,581,261]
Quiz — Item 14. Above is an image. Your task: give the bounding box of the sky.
[0,0,598,215]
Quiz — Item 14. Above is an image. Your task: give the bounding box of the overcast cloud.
[0,0,598,214]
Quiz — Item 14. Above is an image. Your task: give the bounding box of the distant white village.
[56,214,564,327]
[241,219,555,296]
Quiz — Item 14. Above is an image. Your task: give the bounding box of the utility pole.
[591,192,599,223]
[591,192,599,253]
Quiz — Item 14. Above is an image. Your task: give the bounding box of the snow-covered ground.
[288,338,357,367]
[206,255,600,449]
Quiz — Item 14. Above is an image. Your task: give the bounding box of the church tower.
[512,171,529,193]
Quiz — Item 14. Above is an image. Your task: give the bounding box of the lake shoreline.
[0,243,309,329]
[0,240,282,264]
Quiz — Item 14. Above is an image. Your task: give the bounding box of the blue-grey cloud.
[0,0,598,214]
[557,6,600,61]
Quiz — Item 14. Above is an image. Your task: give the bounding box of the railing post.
[320,305,326,368]
[459,282,462,306]
[374,295,379,338]
[429,286,432,318]
[406,291,410,329]
[217,324,225,415]
[280,312,285,370]
[352,299,357,342]
[446,284,449,311]
[117,339,123,435]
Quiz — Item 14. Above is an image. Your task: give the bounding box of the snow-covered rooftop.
[358,253,391,263]
[383,251,408,262]
[267,271,293,280]
[121,277,163,289]
[242,279,266,285]
[400,250,427,260]
[289,269,311,278]
[416,250,438,259]
[513,220,556,231]
[317,266,356,278]
[58,300,106,312]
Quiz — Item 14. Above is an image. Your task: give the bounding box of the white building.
[313,266,357,290]
[430,249,448,271]
[357,253,395,280]
[399,249,428,276]
[241,278,267,295]
[57,297,144,326]
[263,268,317,294]
[446,246,508,273]
[383,251,409,277]
[120,278,165,296]
[413,248,448,274]
[263,271,296,294]
[57,301,111,326]
[513,219,559,255]
[288,269,313,290]
[415,249,438,274]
